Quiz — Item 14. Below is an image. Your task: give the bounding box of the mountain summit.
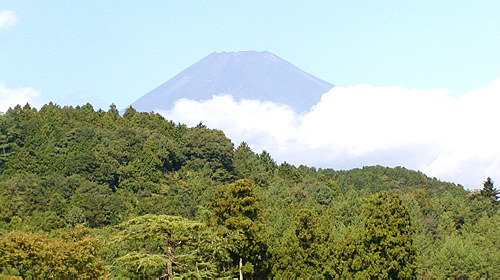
[131,51,333,113]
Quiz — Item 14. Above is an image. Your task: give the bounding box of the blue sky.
[2,1,499,109]
[1,1,500,189]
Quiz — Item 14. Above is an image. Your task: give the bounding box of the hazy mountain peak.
[131,51,333,113]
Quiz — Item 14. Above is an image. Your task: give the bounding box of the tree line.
[0,103,498,278]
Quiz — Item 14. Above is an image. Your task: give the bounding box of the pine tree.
[479,177,499,202]
[112,214,222,279]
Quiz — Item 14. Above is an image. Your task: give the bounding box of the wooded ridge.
[0,103,498,278]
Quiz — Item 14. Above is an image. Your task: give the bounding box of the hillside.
[0,104,498,278]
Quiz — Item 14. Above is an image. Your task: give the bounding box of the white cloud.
[160,96,299,154]
[0,85,43,113]
[159,77,500,189]
[0,11,19,31]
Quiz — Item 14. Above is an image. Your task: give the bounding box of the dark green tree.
[479,177,499,202]
[208,179,269,278]
[273,208,332,278]
[182,124,234,181]
[348,191,416,278]
[233,142,262,179]
[258,150,277,172]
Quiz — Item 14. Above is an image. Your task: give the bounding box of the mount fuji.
[130,51,333,113]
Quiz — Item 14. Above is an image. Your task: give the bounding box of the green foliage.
[0,226,105,278]
[272,208,333,278]
[0,133,14,171]
[424,234,491,278]
[159,169,218,219]
[208,179,270,278]
[354,191,416,278]
[277,162,303,184]
[479,177,499,204]
[0,103,497,278]
[258,150,277,172]
[418,213,500,278]
[233,142,264,180]
[182,123,234,181]
[111,214,224,278]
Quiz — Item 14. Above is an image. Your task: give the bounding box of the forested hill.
[0,103,498,279]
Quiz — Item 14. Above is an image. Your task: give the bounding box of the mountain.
[130,51,333,113]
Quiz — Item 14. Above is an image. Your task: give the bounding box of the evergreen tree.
[233,142,262,179]
[479,177,499,202]
[112,214,223,279]
[208,179,270,278]
[273,208,331,278]
[0,102,497,278]
[182,124,234,181]
[352,191,416,278]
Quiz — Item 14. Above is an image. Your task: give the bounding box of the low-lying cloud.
[160,78,500,189]
[0,10,19,31]
[0,85,43,113]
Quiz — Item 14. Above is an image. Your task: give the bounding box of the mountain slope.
[131,51,333,113]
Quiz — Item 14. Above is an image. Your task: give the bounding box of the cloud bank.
[160,78,500,189]
[0,85,43,113]
[0,10,18,31]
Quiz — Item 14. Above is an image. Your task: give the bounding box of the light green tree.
[112,214,224,279]
[0,226,105,278]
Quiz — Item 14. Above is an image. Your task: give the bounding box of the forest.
[0,103,498,279]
